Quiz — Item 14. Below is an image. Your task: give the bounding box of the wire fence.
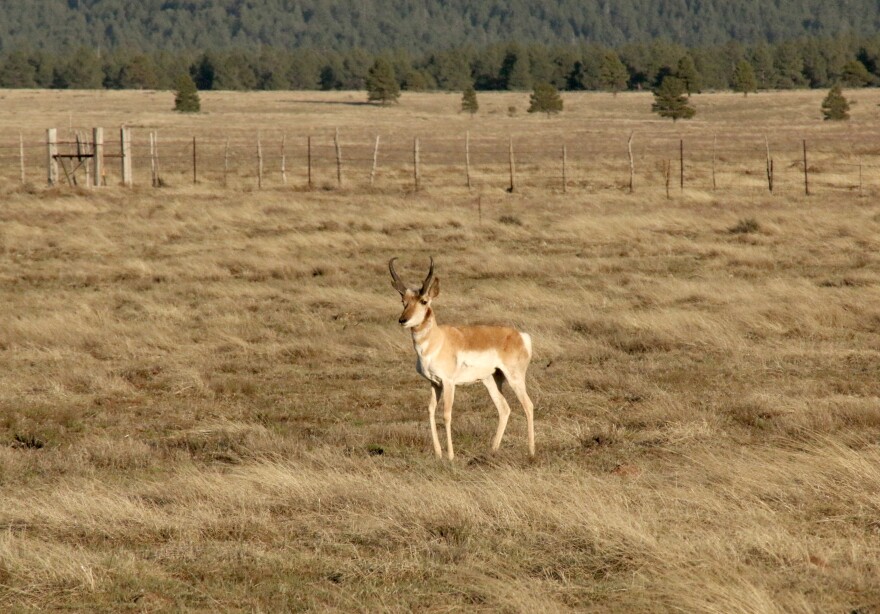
[3,127,879,197]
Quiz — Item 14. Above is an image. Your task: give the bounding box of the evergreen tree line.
[4,0,880,54]
[2,36,879,93]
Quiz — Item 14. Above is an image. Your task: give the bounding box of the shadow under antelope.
[389,257,535,460]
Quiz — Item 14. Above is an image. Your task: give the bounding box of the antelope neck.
[411,308,437,344]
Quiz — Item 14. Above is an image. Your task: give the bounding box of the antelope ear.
[426,277,440,299]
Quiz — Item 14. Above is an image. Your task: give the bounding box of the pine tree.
[527,82,563,116]
[365,57,400,105]
[651,76,695,122]
[732,60,757,96]
[841,59,873,86]
[598,50,628,95]
[173,73,200,112]
[460,84,478,115]
[821,84,850,120]
[675,55,701,96]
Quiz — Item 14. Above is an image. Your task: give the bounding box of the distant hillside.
[2,0,880,53]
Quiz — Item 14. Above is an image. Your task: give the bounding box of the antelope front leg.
[427,383,443,458]
[442,380,456,460]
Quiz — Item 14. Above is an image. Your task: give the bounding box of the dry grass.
[0,90,880,611]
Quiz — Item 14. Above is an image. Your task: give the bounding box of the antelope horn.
[389,257,407,294]
[420,256,435,295]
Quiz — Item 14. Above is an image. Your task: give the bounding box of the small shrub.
[499,215,522,226]
[729,218,760,234]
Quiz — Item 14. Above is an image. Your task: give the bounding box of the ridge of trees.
[4,1,880,54]
[1,36,880,94]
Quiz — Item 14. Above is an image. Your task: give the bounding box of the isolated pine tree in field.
[598,50,628,95]
[732,60,757,97]
[821,84,850,120]
[460,84,478,115]
[651,76,695,122]
[366,58,400,105]
[173,73,200,112]
[675,54,701,96]
[527,82,563,116]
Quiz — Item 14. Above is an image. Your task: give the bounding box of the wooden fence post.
[47,128,58,187]
[307,136,313,189]
[665,159,671,200]
[149,132,156,187]
[413,137,420,191]
[508,136,515,192]
[627,131,635,193]
[79,133,90,188]
[858,157,863,197]
[223,137,229,188]
[370,135,380,186]
[803,139,809,196]
[765,136,773,193]
[120,127,132,187]
[335,128,343,188]
[154,132,160,187]
[19,132,25,184]
[712,133,717,191]
[192,136,197,184]
[92,127,103,187]
[465,131,471,189]
[257,132,263,189]
[562,144,567,193]
[280,134,287,185]
[679,138,684,192]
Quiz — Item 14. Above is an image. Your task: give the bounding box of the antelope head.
[389,256,440,328]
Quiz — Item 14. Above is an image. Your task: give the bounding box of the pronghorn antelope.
[389,257,535,459]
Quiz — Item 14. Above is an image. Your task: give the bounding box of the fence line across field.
[12,126,880,196]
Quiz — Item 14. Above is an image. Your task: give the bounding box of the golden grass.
[0,90,879,611]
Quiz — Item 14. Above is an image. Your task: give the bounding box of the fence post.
[679,138,684,192]
[120,127,132,187]
[665,159,671,200]
[19,132,25,184]
[257,132,263,189]
[858,156,863,197]
[92,127,103,187]
[149,132,156,187]
[413,137,420,191]
[334,128,343,188]
[627,131,635,193]
[307,136,313,189]
[47,128,58,187]
[370,135,380,187]
[803,139,809,196]
[712,133,717,191]
[465,131,471,189]
[192,136,197,184]
[562,144,567,194]
[78,133,90,188]
[765,136,773,193]
[508,136,515,192]
[280,134,287,185]
[224,137,229,188]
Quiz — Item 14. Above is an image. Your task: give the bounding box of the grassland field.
[0,89,879,612]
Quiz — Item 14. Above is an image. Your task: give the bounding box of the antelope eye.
[420,299,428,305]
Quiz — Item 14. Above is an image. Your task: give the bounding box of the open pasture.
[1,90,880,611]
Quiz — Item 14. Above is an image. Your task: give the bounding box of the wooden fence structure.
[1,126,876,197]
